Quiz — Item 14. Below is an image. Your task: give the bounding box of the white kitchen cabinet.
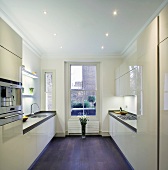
[159,4,168,43]
[115,74,127,96]
[47,116,56,141]
[109,115,138,169]
[0,17,22,58]
[159,39,168,170]
[120,62,129,76]
[109,115,113,137]
[109,115,134,151]
[115,67,120,79]
[0,134,24,170]
[36,120,49,156]
[115,78,120,96]
[36,116,56,155]
[115,75,126,96]
[129,67,142,96]
[23,116,56,169]
[0,46,22,82]
[112,17,158,170]
[120,74,127,96]
[115,68,139,96]
[23,128,37,170]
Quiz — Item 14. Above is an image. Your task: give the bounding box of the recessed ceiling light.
[43,10,47,15]
[113,10,117,16]
[101,46,104,49]
[54,33,57,36]
[60,46,63,49]
[105,33,109,37]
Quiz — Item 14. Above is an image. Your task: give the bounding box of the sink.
[31,114,48,118]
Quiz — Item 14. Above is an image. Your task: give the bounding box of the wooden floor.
[30,136,133,170]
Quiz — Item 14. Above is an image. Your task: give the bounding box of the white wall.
[100,59,123,134]
[41,57,123,136]
[22,42,41,115]
[41,59,65,136]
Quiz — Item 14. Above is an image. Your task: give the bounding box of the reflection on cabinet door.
[129,68,137,95]
[0,47,21,82]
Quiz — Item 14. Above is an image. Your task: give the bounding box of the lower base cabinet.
[23,128,37,170]
[23,116,56,169]
[36,121,48,156]
[109,115,157,170]
[0,135,24,170]
[0,116,56,170]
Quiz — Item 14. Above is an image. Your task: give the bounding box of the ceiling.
[0,0,167,58]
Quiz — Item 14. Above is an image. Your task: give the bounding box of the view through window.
[71,65,97,116]
[45,72,53,111]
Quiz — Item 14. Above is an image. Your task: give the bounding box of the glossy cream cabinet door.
[115,67,120,79]
[0,18,22,57]
[159,5,168,43]
[23,128,37,170]
[159,39,168,170]
[36,120,49,156]
[115,78,120,96]
[0,47,22,82]
[109,115,113,137]
[112,18,158,170]
[23,116,56,169]
[47,116,56,141]
[0,134,24,170]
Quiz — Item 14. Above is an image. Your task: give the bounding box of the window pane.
[82,66,96,90]
[71,65,97,90]
[84,91,96,116]
[71,90,84,116]
[71,90,96,116]
[71,66,82,89]
[45,73,52,92]
[46,93,52,110]
[45,72,52,111]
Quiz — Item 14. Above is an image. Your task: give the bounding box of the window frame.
[41,70,56,111]
[65,62,100,121]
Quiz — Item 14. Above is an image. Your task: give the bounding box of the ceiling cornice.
[0,4,42,58]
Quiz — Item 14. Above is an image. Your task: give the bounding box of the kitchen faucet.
[31,103,40,115]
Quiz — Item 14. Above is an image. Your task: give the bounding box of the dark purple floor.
[30,136,133,170]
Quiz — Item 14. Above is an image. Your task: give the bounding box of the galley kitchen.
[0,1,168,170]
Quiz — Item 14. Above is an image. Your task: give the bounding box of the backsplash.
[123,96,137,114]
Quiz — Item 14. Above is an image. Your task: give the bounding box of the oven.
[0,78,23,143]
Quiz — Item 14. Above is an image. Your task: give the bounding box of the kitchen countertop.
[108,110,137,132]
[23,111,56,134]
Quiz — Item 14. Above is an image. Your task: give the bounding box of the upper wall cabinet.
[137,19,157,59]
[115,67,142,96]
[0,18,22,58]
[159,5,168,43]
[115,67,120,79]
[0,47,22,82]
